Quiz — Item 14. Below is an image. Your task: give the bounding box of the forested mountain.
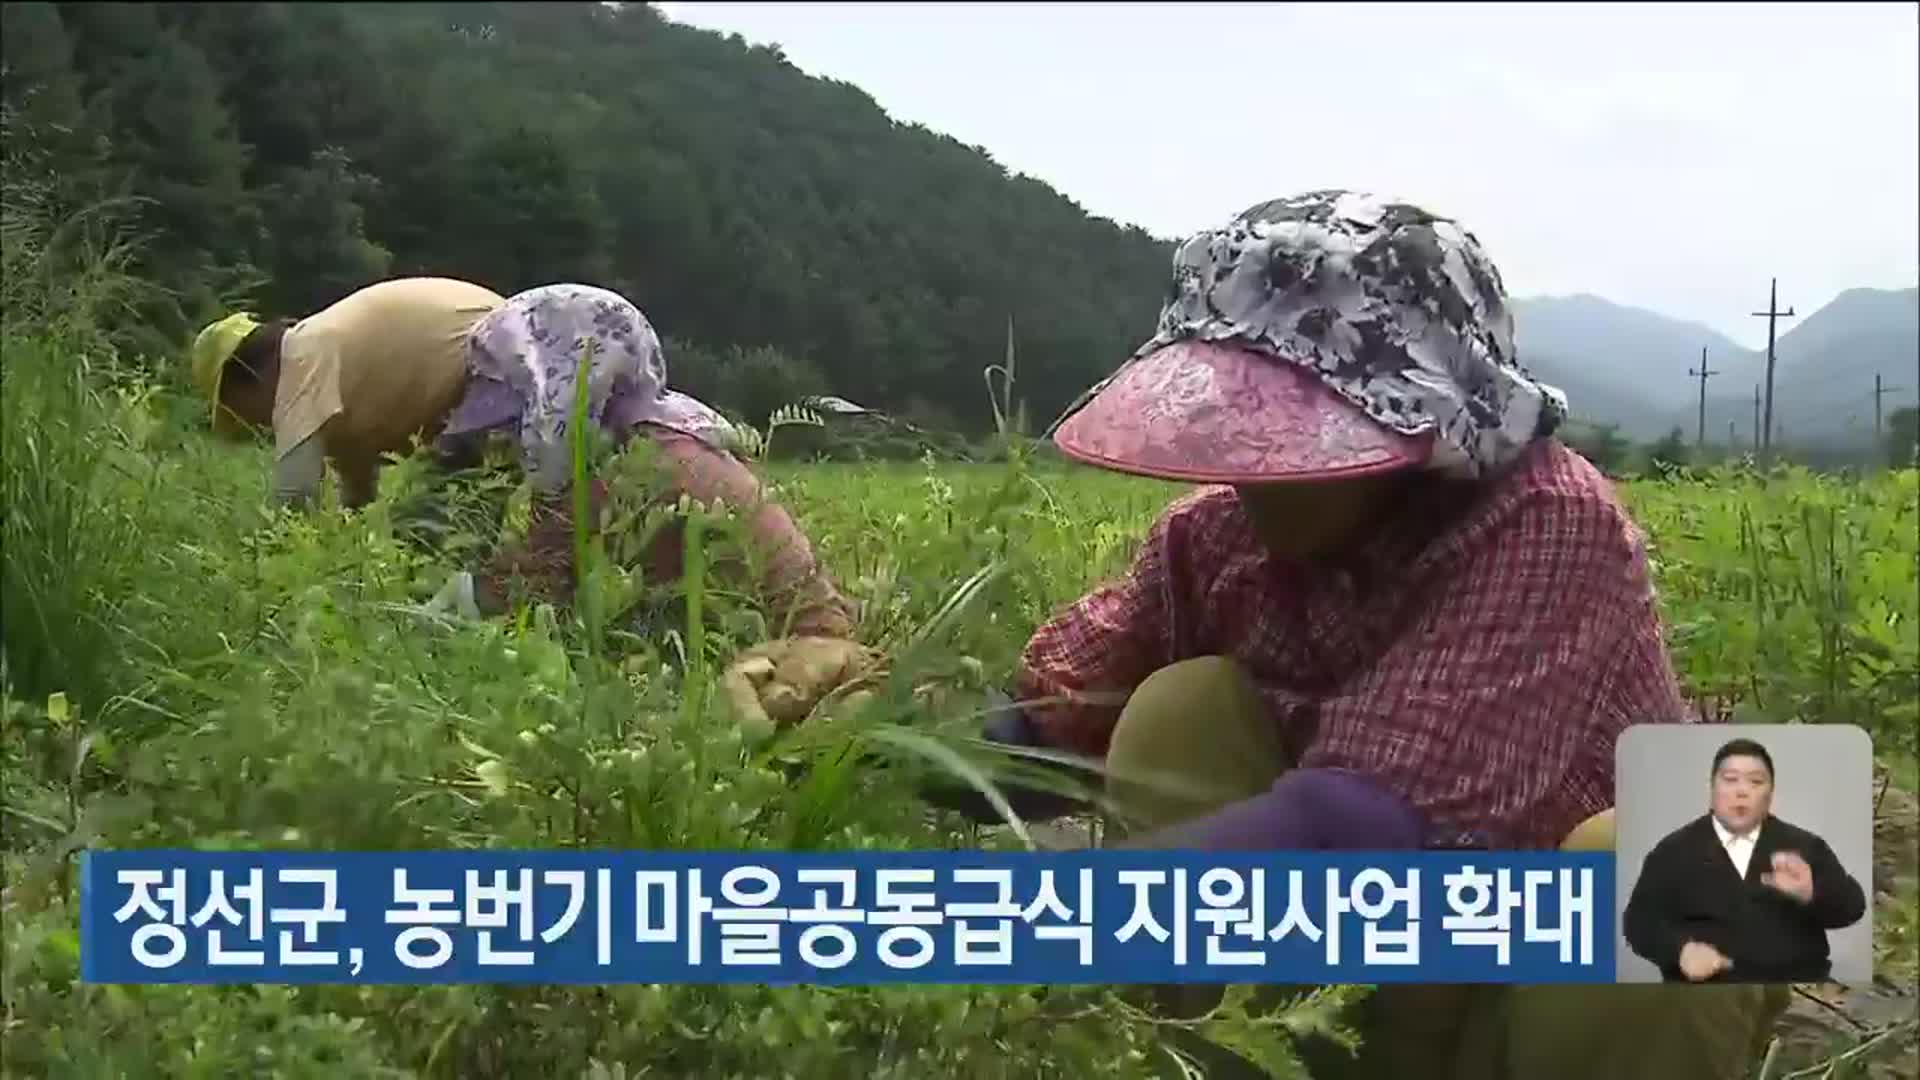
[1510,294,1750,420]
[0,1,1174,433]
[1648,287,1919,449]
[1735,287,1919,447]
[4,1,1908,449]
[1510,290,1919,446]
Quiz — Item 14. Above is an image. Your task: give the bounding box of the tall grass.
[0,109,167,717]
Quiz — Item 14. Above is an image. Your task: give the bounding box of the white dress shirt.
[1712,815,1761,879]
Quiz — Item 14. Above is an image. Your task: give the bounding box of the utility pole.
[1728,419,1737,450]
[1688,346,1719,447]
[1873,372,1906,438]
[1751,278,1796,459]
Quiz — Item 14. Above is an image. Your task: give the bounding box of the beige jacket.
[272,277,506,507]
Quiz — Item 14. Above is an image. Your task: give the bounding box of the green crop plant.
[2,150,1913,1076]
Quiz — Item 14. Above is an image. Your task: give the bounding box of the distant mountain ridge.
[1513,294,1750,401]
[1512,287,1918,445]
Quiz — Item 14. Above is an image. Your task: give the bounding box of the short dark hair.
[226,319,291,385]
[1712,738,1774,780]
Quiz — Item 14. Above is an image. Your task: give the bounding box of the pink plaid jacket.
[1014,438,1690,850]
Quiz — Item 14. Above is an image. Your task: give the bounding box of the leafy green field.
[3,149,1916,1080]
[4,322,1917,1075]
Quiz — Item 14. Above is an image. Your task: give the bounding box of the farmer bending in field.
[426,283,865,725]
[190,277,508,510]
[924,190,1790,1079]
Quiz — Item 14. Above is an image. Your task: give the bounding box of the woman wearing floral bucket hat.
[923,190,1789,1079]
[424,283,864,737]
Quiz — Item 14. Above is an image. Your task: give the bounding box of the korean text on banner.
[80,850,1615,985]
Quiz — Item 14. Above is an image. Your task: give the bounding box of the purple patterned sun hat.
[443,283,737,492]
[1052,190,1567,484]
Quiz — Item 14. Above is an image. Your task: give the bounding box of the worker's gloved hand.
[1113,767,1427,852]
[721,636,877,742]
[423,570,483,620]
[917,689,1095,825]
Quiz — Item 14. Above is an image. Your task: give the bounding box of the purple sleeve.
[1120,767,1426,851]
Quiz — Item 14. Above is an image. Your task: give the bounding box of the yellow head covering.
[190,312,261,430]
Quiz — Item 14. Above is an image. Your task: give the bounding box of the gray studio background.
[1614,723,1875,985]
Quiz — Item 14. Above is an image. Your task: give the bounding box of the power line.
[1688,346,1719,448]
[1750,278,1796,460]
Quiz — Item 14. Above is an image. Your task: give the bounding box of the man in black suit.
[1624,737,1868,984]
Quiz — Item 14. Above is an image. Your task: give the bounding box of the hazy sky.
[653,1,1918,350]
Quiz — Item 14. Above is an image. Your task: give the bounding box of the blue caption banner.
[80,850,1616,985]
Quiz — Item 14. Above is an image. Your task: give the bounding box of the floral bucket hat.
[443,283,737,492]
[1050,189,1568,483]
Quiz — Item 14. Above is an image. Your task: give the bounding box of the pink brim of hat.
[1052,339,1434,484]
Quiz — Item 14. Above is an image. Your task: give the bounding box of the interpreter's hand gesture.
[1761,850,1815,904]
[721,636,876,741]
[1678,940,1733,982]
